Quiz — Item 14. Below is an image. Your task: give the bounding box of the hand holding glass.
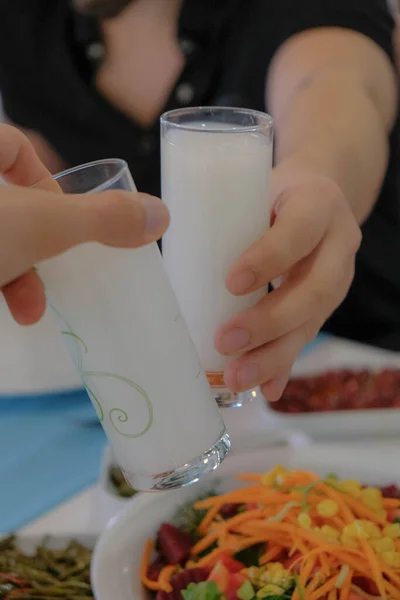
[35,160,230,491]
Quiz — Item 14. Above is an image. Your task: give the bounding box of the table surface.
[16,334,400,538]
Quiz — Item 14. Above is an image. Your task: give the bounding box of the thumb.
[0,186,170,287]
[28,188,170,261]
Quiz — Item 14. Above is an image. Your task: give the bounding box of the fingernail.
[236,363,260,388]
[143,196,170,234]
[262,377,288,402]
[220,328,250,354]
[229,270,256,294]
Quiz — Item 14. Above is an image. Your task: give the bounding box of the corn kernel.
[261,465,286,486]
[341,534,359,549]
[339,480,362,497]
[360,488,383,511]
[343,524,356,538]
[383,524,400,539]
[371,537,396,555]
[360,520,382,540]
[381,551,400,568]
[257,584,285,597]
[317,499,339,518]
[321,525,340,540]
[265,563,289,585]
[298,513,312,529]
[376,508,388,521]
[246,566,261,583]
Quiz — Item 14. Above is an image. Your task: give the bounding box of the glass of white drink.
[161,107,273,408]
[35,159,230,491]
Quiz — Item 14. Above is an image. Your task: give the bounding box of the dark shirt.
[0,0,399,348]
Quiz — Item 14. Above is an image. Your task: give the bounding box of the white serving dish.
[91,441,400,600]
[0,299,82,395]
[264,336,400,440]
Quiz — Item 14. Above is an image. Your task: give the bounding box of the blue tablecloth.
[0,334,328,532]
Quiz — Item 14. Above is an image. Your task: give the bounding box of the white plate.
[0,300,82,395]
[264,337,400,440]
[91,441,400,600]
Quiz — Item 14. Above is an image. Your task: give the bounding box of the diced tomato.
[245,503,258,511]
[208,561,248,599]
[209,562,230,594]
[217,552,245,573]
[225,573,247,600]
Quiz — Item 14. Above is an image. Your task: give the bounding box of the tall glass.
[161,107,273,408]
[35,160,230,491]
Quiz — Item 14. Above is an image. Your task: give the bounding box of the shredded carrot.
[339,568,353,600]
[308,575,337,600]
[258,545,282,565]
[358,539,385,597]
[158,565,176,589]
[140,540,173,592]
[328,589,337,600]
[382,497,400,508]
[141,468,400,598]
[319,552,331,576]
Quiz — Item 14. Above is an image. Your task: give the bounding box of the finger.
[215,224,355,356]
[0,186,169,286]
[0,124,51,186]
[226,180,337,296]
[223,318,323,393]
[2,269,46,325]
[261,370,291,402]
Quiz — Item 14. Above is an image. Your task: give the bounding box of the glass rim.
[160,106,273,134]
[51,158,129,195]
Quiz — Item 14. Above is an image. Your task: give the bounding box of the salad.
[141,466,400,600]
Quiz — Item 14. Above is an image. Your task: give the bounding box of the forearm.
[272,68,392,223]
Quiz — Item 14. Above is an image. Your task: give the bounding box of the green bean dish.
[0,535,93,599]
[109,465,137,498]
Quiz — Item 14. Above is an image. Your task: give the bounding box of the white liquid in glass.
[162,123,272,380]
[38,243,225,476]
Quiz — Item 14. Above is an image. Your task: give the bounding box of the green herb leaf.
[182,581,222,600]
[293,573,305,600]
[394,518,400,524]
[237,580,255,600]
[234,544,265,567]
[171,491,216,540]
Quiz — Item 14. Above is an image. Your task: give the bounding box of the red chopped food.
[269,369,400,413]
[147,555,168,581]
[220,503,242,519]
[157,523,194,566]
[155,568,210,600]
[379,484,400,499]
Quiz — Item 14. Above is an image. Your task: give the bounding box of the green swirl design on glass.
[48,303,153,436]
[84,372,153,438]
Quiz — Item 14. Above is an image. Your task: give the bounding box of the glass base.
[214,387,258,408]
[122,429,231,491]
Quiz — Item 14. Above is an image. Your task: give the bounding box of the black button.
[86,42,106,62]
[175,82,195,105]
[139,134,157,155]
[179,37,196,57]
